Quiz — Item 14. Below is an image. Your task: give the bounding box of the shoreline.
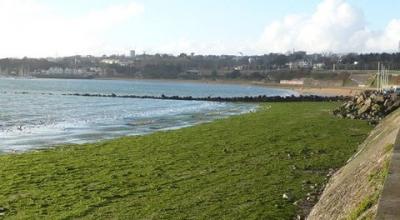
[2,105,257,155]
[98,77,365,97]
[1,77,358,153]
[0,102,372,219]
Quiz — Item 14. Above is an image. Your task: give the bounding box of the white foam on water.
[0,78,291,152]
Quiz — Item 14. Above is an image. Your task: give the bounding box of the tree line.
[0,52,399,81]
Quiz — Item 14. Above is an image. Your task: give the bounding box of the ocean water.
[0,78,296,152]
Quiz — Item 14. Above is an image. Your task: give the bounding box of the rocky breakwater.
[60,93,349,103]
[333,90,400,124]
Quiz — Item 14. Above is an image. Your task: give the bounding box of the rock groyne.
[333,90,400,124]
[61,93,349,103]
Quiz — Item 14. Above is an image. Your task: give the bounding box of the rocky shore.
[333,90,400,124]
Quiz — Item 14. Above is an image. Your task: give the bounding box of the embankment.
[308,108,400,219]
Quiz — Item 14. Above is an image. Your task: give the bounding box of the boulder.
[333,90,400,123]
[357,104,370,115]
[375,95,385,103]
[356,95,364,104]
[371,104,381,113]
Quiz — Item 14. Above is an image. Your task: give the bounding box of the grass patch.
[368,148,392,184]
[0,102,372,219]
[347,193,380,220]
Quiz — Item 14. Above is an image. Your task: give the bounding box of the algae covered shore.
[0,102,372,219]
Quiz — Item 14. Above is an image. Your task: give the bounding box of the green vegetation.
[0,102,372,219]
[347,193,380,220]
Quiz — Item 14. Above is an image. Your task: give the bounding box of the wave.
[0,78,280,152]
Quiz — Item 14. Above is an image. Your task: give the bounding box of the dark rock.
[59,92,349,103]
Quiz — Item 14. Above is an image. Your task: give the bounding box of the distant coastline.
[2,74,364,97]
[96,76,364,97]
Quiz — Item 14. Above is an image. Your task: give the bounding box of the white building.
[287,61,311,70]
[101,59,120,65]
[313,63,326,70]
[280,79,305,85]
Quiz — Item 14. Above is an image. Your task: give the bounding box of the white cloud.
[146,0,399,55]
[0,0,143,58]
[257,0,400,53]
[366,19,400,51]
[0,0,398,57]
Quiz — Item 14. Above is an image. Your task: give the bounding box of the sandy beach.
[290,86,365,96]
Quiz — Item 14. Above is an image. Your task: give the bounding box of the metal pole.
[384,65,387,90]
[377,62,380,91]
[382,64,384,92]
[382,66,387,91]
[382,64,385,92]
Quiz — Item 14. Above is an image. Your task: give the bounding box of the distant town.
[1,51,400,87]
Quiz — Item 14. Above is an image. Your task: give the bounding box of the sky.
[0,0,399,57]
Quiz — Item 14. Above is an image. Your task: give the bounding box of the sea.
[0,78,296,152]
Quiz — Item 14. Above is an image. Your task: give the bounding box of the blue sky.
[0,0,399,57]
[45,0,397,28]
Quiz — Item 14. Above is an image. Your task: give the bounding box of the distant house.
[313,63,326,70]
[280,79,305,85]
[101,59,120,65]
[186,69,200,74]
[234,66,244,71]
[287,61,311,70]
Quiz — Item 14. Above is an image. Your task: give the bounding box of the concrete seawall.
[308,109,400,219]
[376,130,400,219]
